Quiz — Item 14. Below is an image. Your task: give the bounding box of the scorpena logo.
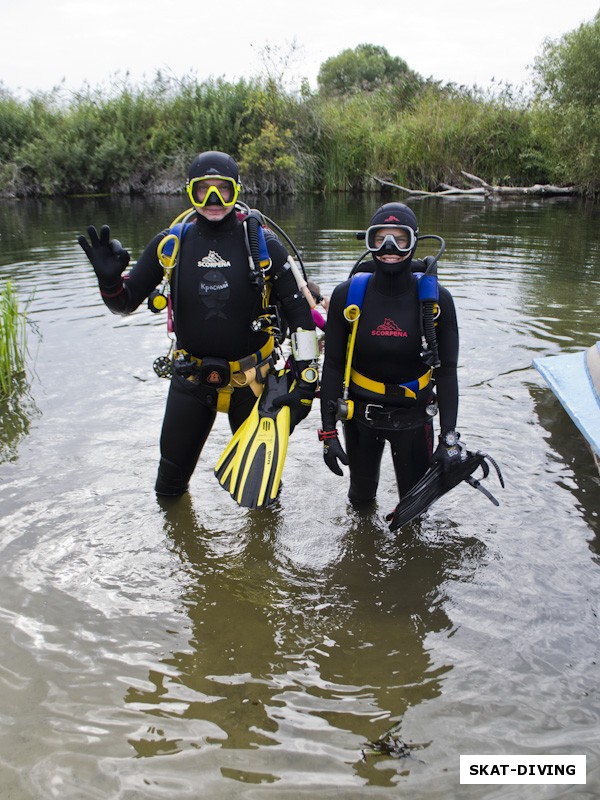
[372,318,408,337]
[197,251,231,268]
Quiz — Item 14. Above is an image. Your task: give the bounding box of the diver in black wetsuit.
[78,151,316,497]
[318,202,461,507]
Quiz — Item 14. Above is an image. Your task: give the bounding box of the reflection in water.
[529,384,600,558]
[0,380,40,463]
[1,196,600,797]
[121,494,486,786]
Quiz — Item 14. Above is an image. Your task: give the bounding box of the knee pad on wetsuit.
[155,457,189,496]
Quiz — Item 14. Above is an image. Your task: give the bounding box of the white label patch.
[197,250,231,269]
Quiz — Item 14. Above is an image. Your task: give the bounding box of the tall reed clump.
[0,281,28,397]
[349,84,547,191]
[309,83,547,193]
[310,91,398,192]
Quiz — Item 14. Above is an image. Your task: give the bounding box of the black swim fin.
[386,451,504,531]
[214,369,292,509]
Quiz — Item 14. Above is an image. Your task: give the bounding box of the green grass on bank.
[0,70,598,197]
[0,281,28,398]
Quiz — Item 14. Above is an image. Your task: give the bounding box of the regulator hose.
[421,301,440,368]
[244,213,265,290]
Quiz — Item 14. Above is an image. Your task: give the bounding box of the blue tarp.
[533,343,600,459]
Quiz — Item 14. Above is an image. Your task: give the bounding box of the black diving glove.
[318,429,349,476]
[272,364,318,430]
[432,430,463,472]
[78,224,130,291]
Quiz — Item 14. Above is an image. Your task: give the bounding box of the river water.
[0,194,599,799]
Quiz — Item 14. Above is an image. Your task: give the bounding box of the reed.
[0,72,594,196]
[391,86,547,188]
[0,281,28,398]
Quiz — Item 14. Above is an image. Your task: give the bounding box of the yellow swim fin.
[214,369,292,508]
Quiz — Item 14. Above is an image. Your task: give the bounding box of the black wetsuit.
[320,258,459,505]
[102,210,314,495]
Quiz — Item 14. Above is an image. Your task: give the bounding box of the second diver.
[319,202,503,528]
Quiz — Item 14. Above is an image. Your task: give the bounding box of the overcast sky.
[2,0,599,97]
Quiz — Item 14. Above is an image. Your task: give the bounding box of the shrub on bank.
[0,67,593,197]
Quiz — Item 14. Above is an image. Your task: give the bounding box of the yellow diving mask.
[186,175,241,209]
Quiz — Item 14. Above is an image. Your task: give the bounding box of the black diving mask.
[365,224,416,256]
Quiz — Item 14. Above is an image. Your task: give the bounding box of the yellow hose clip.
[343,303,361,323]
[157,233,180,271]
[342,304,361,390]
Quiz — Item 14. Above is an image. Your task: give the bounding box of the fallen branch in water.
[371,176,484,196]
[460,171,576,196]
[372,172,576,197]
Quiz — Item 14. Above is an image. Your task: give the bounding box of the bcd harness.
[335,266,441,423]
[149,206,315,413]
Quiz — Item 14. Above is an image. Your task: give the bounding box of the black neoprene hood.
[369,202,419,233]
[188,151,240,183]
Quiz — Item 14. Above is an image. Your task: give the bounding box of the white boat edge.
[533,342,600,472]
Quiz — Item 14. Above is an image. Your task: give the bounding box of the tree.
[317,44,420,98]
[531,11,600,193]
[533,11,600,107]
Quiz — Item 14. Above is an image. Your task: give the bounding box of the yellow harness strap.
[350,367,433,400]
[173,339,275,414]
[216,388,233,413]
[173,338,274,375]
[156,208,276,414]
